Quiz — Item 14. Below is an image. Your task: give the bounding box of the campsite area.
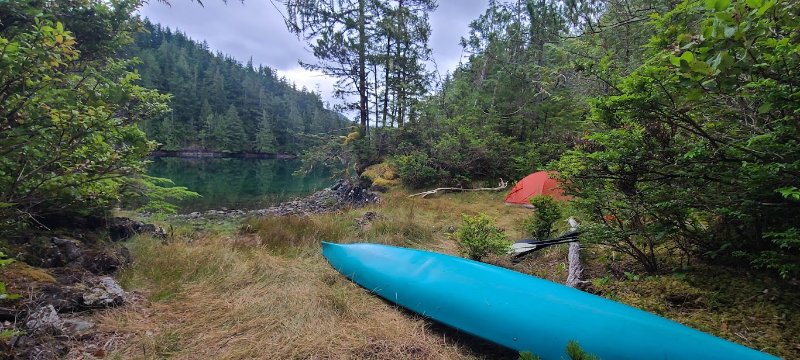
[54,185,794,359]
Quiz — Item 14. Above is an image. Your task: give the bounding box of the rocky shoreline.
[0,217,167,359]
[173,179,381,220]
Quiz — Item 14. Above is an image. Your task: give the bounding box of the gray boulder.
[82,276,126,307]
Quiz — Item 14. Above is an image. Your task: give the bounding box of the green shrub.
[517,340,598,360]
[566,340,598,360]
[523,195,562,239]
[392,151,439,188]
[455,213,509,261]
[518,352,541,360]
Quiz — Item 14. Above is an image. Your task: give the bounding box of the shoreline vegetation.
[149,150,297,160]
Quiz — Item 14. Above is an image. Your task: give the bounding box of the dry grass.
[99,191,526,359]
[95,190,799,359]
[107,234,514,359]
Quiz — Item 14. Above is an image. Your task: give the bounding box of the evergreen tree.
[254,110,277,153]
[222,105,247,151]
[127,20,349,153]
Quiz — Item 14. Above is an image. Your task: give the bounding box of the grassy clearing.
[98,190,799,359]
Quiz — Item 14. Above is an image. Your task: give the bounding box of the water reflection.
[147,158,332,212]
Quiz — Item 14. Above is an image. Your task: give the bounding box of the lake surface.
[147,158,333,212]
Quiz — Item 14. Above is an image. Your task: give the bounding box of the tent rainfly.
[504,171,569,205]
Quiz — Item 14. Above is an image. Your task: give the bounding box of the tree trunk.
[382,35,391,128]
[566,241,584,288]
[358,0,369,135]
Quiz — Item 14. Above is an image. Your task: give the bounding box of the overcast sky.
[138,0,489,108]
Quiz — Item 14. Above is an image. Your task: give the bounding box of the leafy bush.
[455,213,509,261]
[428,121,517,185]
[523,195,563,239]
[0,2,170,228]
[386,118,521,188]
[392,151,439,188]
[556,0,800,275]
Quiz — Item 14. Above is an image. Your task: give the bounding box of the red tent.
[504,171,569,205]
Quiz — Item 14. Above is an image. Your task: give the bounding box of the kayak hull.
[321,242,776,360]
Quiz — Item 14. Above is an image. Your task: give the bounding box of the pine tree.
[158,113,178,150]
[128,21,348,153]
[222,105,246,151]
[254,110,277,153]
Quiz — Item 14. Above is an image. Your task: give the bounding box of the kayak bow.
[321,242,777,360]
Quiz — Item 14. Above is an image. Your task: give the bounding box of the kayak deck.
[321,242,777,360]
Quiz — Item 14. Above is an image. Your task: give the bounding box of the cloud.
[276,66,338,104]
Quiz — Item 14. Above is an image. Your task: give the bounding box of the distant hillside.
[128,21,349,154]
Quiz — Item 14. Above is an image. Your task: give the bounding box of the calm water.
[147,158,333,212]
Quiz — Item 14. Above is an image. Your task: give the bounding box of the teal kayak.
[321,242,777,360]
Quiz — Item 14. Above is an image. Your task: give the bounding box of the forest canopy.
[128,21,350,154]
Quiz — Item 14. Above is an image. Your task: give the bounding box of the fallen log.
[408,179,508,198]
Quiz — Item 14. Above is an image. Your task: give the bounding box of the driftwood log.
[408,179,508,198]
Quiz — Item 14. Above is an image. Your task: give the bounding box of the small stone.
[25,305,63,333]
[62,318,95,336]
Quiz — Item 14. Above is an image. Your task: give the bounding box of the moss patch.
[362,162,401,187]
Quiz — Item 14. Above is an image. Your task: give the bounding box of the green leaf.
[0,294,21,300]
[757,0,775,16]
[777,187,800,201]
[757,102,772,113]
[723,26,737,38]
[690,60,714,75]
[746,0,763,8]
[715,0,731,11]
